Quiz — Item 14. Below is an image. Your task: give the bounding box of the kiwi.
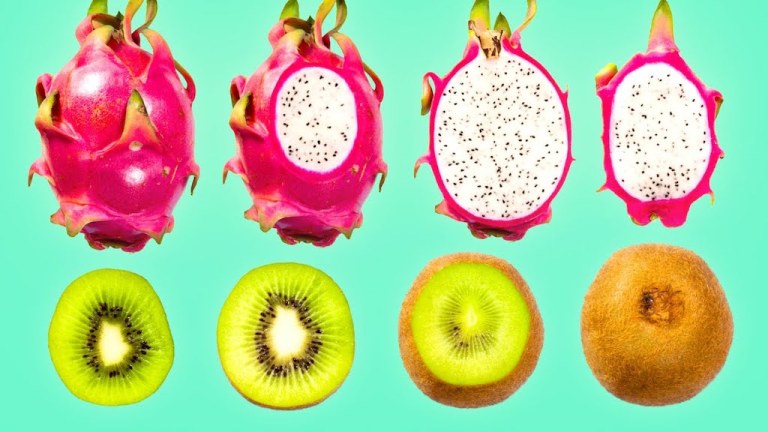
[48,269,174,406]
[217,263,354,409]
[581,244,733,406]
[398,253,543,408]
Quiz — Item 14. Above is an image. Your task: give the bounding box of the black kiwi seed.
[81,302,152,378]
[253,292,323,376]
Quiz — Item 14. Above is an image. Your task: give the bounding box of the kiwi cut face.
[217,263,354,410]
[48,269,174,406]
[399,253,543,408]
[581,244,733,406]
[411,262,531,386]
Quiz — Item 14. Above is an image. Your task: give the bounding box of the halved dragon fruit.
[596,0,724,227]
[30,0,199,252]
[225,0,386,247]
[416,0,572,241]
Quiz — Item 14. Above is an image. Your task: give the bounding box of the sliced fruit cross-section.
[217,263,355,409]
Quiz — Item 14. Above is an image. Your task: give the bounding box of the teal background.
[1,0,765,430]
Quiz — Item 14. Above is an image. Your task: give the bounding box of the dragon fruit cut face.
[30,0,199,252]
[417,0,572,241]
[225,0,387,247]
[596,0,724,227]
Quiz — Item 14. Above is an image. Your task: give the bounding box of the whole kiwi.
[399,253,543,408]
[581,244,733,406]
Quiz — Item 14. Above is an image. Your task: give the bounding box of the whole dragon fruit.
[596,0,724,227]
[30,0,199,252]
[225,0,386,247]
[416,0,572,241]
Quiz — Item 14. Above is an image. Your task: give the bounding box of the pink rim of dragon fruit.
[417,0,573,241]
[225,0,387,247]
[596,0,724,227]
[30,0,199,252]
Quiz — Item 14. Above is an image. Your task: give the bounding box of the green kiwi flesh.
[411,263,530,385]
[581,244,734,406]
[399,253,543,408]
[217,263,354,409]
[48,269,174,406]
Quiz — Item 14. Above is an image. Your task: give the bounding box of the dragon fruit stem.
[88,0,109,15]
[323,0,348,38]
[123,0,158,46]
[468,21,502,59]
[470,0,491,31]
[281,0,300,20]
[314,0,347,47]
[494,13,511,36]
[648,0,677,53]
[511,0,537,47]
[133,0,157,36]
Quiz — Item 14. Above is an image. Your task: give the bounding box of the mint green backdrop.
[1,1,765,430]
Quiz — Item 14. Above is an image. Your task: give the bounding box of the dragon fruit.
[416,0,572,241]
[596,0,724,227]
[30,0,199,252]
[225,0,386,247]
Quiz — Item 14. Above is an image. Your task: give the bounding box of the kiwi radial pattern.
[399,253,543,408]
[581,244,733,406]
[48,269,174,406]
[217,263,355,409]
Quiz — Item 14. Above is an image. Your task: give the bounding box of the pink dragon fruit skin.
[30,0,199,252]
[596,0,724,227]
[225,0,386,247]
[416,0,573,241]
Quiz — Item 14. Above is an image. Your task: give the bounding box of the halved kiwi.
[581,244,733,406]
[48,269,174,406]
[399,253,543,408]
[217,263,354,409]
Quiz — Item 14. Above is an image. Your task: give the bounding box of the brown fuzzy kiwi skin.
[581,244,733,406]
[398,253,544,408]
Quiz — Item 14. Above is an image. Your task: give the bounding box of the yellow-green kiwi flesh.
[217,263,354,410]
[48,269,174,406]
[581,244,733,406]
[398,253,543,408]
